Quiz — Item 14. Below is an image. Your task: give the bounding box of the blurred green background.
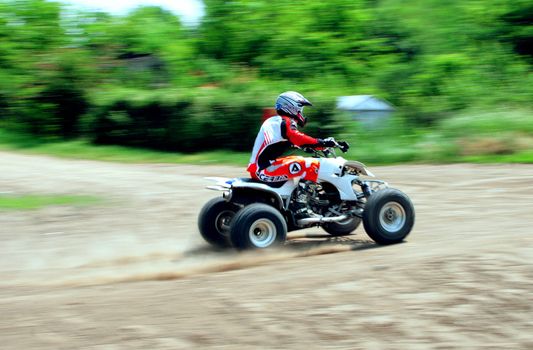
[0,0,532,164]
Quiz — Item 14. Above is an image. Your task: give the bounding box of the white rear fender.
[205,177,299,210]
[205,177,232,191]
[231,178,298,199]
[230,178,300,210]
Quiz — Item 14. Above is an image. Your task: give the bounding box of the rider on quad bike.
[199,92,414,249]
[247,91,343,183]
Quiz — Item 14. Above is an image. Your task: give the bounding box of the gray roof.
[337,95,395,111]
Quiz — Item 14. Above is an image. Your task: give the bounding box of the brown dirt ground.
[1,151,532,349]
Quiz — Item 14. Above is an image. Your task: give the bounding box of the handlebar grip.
[338,141,350,153]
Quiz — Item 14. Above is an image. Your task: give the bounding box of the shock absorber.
[361,182,372,197]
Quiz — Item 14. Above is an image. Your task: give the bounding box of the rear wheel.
[362,189,414,245]
[230,203,287,250]
[198,197,239,248]
[323,217,361,236]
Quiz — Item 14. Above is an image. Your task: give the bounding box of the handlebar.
[336,140,350,153]
[301,140,350,158]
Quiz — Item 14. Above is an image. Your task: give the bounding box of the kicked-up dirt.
[1,151,532,349]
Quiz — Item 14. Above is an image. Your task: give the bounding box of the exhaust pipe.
[297,215,349,226]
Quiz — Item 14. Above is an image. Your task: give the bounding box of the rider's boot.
[294,181,321,219]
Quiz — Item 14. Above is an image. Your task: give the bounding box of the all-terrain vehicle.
[198,142,414,250]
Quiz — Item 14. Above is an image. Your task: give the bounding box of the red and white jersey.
[248,115,320,171]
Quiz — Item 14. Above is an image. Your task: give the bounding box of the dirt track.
[1,151,532,349]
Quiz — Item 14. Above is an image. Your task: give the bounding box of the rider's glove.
[338,140,350,153]
[319,137,337,148]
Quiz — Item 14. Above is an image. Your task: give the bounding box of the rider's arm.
[281,117,322,148]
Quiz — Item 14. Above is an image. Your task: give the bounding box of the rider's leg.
[249,157,321,218]
[254,156,319,182]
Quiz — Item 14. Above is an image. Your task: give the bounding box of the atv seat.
[239,178,287,188]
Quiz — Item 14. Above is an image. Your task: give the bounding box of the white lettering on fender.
[259,173,288,182]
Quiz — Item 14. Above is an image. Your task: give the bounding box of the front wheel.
[362,189,415,245]
[230,203,287,250]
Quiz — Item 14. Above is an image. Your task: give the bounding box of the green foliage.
[439,109,533,136]
[0,128,249,165]
[86,87,340,151]
[0,194,101,210]
[0,0,532,160]
[3,108,532,165]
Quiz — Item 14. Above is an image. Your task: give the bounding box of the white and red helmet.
[275,91,312,127]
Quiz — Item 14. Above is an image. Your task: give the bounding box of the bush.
[86,87,342,152]
[89,88,259,152]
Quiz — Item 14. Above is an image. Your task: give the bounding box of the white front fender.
[345,160,375,177]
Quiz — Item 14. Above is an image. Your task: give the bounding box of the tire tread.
[230,203,287,250]
[362,188,415,245]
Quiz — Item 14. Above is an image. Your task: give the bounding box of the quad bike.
[198,141,415,250]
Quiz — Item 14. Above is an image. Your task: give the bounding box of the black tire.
[229,203,287,250]
[362,188,415,245]
[323,217,362,236]
[198,197,239,248]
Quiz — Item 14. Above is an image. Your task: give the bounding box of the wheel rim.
[379,201,406,233]
[249,219,277,248]
[215,210,235,236]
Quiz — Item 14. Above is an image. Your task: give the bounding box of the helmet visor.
[296,110,307,127]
